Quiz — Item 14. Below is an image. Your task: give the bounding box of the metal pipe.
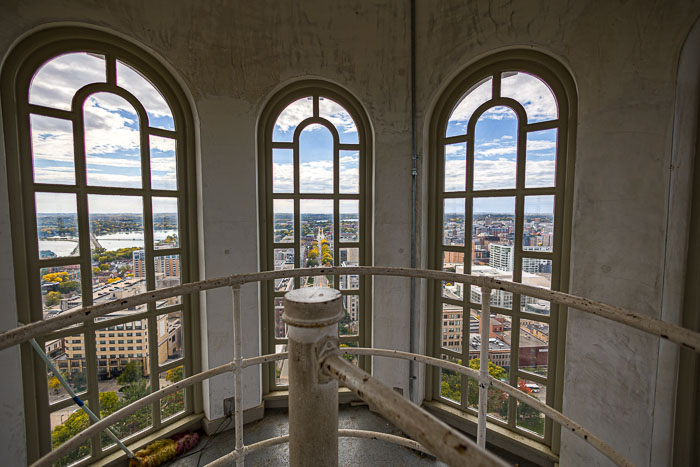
[29,339,134,458]
[322,353,507,467]
[3,267,699,353]
[343,347,633,467]
[283,287,344,467]
[231,286,245,467]
[477,287,492,448]
[408,0,418,404]
[32,352,287,467]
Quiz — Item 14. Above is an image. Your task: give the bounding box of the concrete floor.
[166,405,447,466]
[165,405,537,466]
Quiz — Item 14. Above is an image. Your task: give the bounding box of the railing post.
[478,286,492,448]
[283,287,343,467]
[231,285,245,466]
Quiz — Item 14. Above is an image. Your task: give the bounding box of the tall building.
[488,244,513,272]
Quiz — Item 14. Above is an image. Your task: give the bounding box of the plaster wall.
[0,0,697,465]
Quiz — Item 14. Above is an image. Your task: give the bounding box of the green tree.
[58,280,79,294]
[45,291,61,307]
[117,360,143,385]
[166,366,183,383]
[49,375,62,393]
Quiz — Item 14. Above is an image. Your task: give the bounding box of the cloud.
[274,97,313,133]
[29,52,174,130]
[273,97,359,142]
[447,72,558,132]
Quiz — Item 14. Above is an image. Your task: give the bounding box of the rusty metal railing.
[1,267,698,466]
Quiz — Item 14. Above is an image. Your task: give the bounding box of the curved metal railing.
[0,267,697,466]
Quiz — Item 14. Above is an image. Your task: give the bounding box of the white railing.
[0,267,698,467]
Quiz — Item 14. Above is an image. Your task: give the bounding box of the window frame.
[258,80,373,393]
[427,51,577,453]
[1,27,201,464]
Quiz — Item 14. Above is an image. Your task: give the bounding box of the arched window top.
[29,51,174,130]
[273,94,359,144]
[446,71,559,137]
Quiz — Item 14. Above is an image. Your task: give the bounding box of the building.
[0,3,699,466]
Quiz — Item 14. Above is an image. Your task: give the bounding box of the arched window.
[428,52,576,447]
[2,29,198,464]
[258,81,372,392]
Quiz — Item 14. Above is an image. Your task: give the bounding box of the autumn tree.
[45,291,62,307]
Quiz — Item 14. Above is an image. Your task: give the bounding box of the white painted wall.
[0,0,697,465]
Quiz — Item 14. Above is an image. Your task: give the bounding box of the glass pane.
[84,92,142,188]
[46,333,86,405]
[299,124,333,193]
[301,199,333,270]
[30,115,75,184]
[153,197,179,249]
[116,60,174,130]
[319,97,358,144]
[272,148,293,193]
[519,320,549,377]
[441,303,463,353]
[446,77,492,138]
[472,197,515,307]
[516,379,546,436]
[50,405,92,465]
[150,135,177,190]
[440,355,462,404]
[442,251,464,300]
[154,254,181,306]
[525,129,557,188]
[30,52,105,110]
[160,366,185,421]
[275,343,288,386]
[339,200,359,242]
[274,97,313,142]
[274,298,287,339]
[340,295,359,336]
[444,142,466,192]
[523,195,554,253]
[473,106,518,191]
[40,265,81,318]
[467,355,509,420]
[340,247,359,290]
[36,192,79,259]
[274,248,295,292]
[442,198,465,246]
[339,150,360,194]
[96,320,151,444]
[500,72,557,123]
[273,199,294,243]
[157,311,183,365]
[468,310,512,372]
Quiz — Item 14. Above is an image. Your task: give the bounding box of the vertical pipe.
[231,285,245,467]
[408,0,418,403]
[283,287,343,467]
[478,286,492,448]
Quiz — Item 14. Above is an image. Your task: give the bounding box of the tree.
[45,291,61,307]
[42,271,69,283]
[99,263,110,271]
[467,359,508,417]
[166,366,183,383]
[517,380,544,434]
[49,375,62,393]
[57,280,79,294]
[117,360,143,385]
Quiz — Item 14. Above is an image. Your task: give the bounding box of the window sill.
[423,400,558,466]
[263,387,361,408]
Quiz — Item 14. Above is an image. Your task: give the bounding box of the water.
[39,230,177,257]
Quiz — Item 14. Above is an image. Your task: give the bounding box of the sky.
[444,72,559,214]
[31,55,557,217]
[30,52,178,215]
